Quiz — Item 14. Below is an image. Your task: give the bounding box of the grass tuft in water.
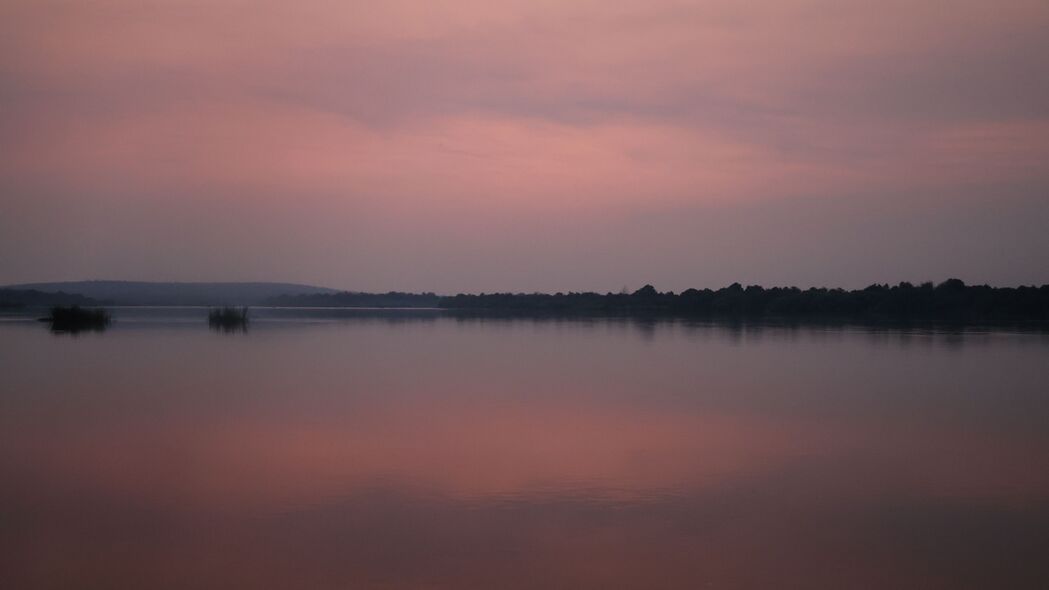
[208,306,249,331]
[44,305,111,333]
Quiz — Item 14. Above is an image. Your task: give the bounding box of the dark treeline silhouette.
[265,291,441,308]
[44,305,111,333]
[0,288,99,309]
[208,306,249,331]
[439,280,1049,322]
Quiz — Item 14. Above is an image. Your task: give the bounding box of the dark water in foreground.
[2,309,1049,589]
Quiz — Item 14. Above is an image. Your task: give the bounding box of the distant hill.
[0,288,101,308]
[1,281,338,306]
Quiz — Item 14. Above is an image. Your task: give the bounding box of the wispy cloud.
[2,0,1047,288]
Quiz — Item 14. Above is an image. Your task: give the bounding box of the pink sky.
[2,0,1048,291]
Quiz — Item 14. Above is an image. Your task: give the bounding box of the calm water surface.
[2,309,1049,589]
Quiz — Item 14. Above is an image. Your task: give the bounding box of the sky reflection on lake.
[2,312,1048,589]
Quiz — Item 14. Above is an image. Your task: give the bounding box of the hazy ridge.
[1,280,337,306]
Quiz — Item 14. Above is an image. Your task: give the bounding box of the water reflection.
[2,312,1048,588]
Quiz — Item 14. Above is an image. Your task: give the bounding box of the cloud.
[1,0,1048,287]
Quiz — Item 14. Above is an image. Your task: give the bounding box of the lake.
[2,309,1048,588]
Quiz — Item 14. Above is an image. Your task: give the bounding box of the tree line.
[438,279,1049,321]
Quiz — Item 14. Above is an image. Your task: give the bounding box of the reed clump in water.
[45,305,111,333]
[208,306,249,331]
